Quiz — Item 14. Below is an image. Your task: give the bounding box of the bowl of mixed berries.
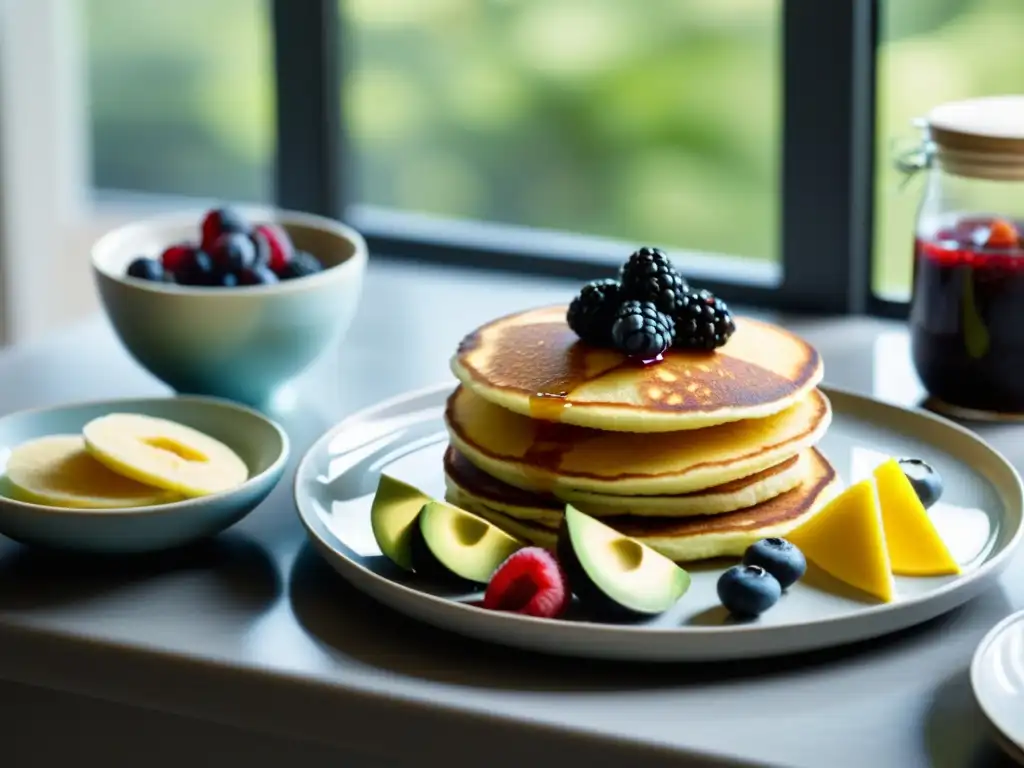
[92,206,367,408]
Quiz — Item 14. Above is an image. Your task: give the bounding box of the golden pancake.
[450,306,823,432]
[443,445,808,520]
[446,448,840,563]
[445,385,831,496]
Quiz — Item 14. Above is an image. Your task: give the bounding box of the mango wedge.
[873,458,960,576]
[788,479,895,603]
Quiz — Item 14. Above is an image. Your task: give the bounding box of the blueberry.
[213,206,250,234]
[126,257,164,282]
[717,565,781,617]
[211,232,256,274]
[238,265,279,286]
[218,272,239,288]
[898,458,943,508]
[742,537,806,590]
[176,250,216,286]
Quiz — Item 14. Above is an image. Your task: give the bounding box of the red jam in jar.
[910,216,1024,413]
[905,96,1024,417]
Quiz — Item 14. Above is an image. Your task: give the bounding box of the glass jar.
[906,95,1024,418]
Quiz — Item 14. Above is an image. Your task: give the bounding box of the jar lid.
[926,95,1024,181]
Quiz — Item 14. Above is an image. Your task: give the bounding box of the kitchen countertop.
[0,258,1018,768]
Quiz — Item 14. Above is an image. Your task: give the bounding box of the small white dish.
[293,382,1024,662]
[0,396,289,554]
[972,609,1024,763]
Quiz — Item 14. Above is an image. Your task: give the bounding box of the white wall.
[0,0,144,345]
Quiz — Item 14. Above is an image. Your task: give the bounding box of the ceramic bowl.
[92,207,367,408]
[0,396,288,554]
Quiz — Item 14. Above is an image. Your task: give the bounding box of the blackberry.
[618,246,689,314]
[611,300,675,358]
[176,250,216,286]
[566,278,621,346]
[280,250,324,280]
[673,289,736,350]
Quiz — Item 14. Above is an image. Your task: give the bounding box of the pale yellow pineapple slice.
[5,434,179,508]
[83,414,248,498]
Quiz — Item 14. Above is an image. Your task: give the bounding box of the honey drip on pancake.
[523,342,587,487]
[523,344,680,489]
[526,342,590,422]
[461,318,814,490]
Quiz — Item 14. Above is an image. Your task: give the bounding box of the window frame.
[272,0,883,315]
[0,0,894,348]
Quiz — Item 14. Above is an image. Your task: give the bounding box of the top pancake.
[451,306,823,432]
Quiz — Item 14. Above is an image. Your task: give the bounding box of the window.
[345,0,781,267]
[8,0,964,342]
[873,0,1024,302]
[85,0,274,201]
[81,1,872,311]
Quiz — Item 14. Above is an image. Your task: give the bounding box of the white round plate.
[294,383,1023,662]
[972,610,1024,763]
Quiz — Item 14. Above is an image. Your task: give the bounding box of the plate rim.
[294,381,1024,652]
[971,608,1024,753]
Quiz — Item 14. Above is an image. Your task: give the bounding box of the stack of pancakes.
[442,306,840,562]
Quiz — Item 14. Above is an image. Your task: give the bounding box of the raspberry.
[200,206,251,252]
[280,250,323,279]
[255,223,294,273]
[673,289,736,350]
[250,229,272,268]
[618,246,689,314]
[483,547,571,619]
[566,278,621,346]
[160,243,193,273]
[611,300,675,358]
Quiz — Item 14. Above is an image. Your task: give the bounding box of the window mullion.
[779,0,878,314]
[270,0,345,218]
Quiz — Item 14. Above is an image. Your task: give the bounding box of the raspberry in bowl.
[92,206,367,408]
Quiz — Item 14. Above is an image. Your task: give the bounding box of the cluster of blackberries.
[566,247,735,358]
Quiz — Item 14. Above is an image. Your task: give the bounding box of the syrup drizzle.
[522,345,675,486]
[470,319,803,487]
[523,343,595,487]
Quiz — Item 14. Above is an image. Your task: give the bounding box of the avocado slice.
[369,473,432,570]
[410,500,525,584]
[557,504,690,618]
